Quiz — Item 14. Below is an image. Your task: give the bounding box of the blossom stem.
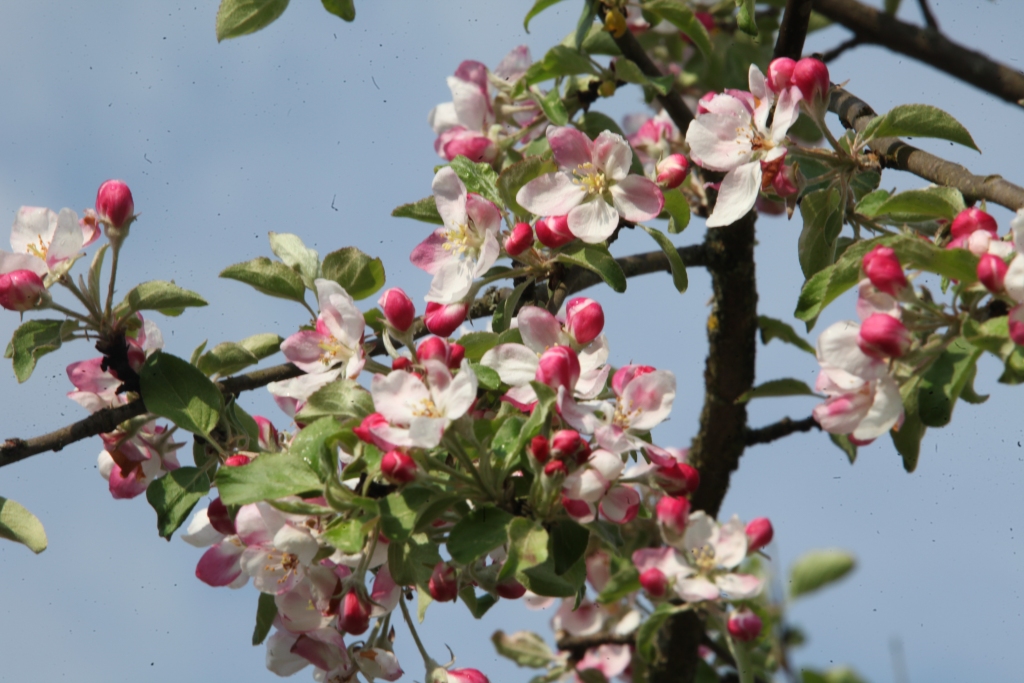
[445,437,495,501]
[398,595,434,669]
[58,275,102,324]
[425,456,479,487]
[104,241,122,323]
[43,301,94,325]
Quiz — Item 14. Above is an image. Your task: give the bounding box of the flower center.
[443,221,477,257]
[412,397,442,418]
[318,335,349,366]
[572,162,608,197]
[612,397,641,428]
[25,235,49,260]
[690,544,717,573]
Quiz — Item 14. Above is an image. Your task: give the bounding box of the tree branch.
[813,0,1024,108]
[0,243,708,467]
[916,0,939,31]
[745,415,820,446]
[774,0,815,60]
[828,85,1024,210]
[820,35,862,63]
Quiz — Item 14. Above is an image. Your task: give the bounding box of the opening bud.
[95,180,135,229]
[543,460,567,477]
[656,154,690,189]
[378,288,415,332]
[0,269,45,312]
[495,578,526,600]
[727,609,763,642]
[354,413,389,444]
[424,302,468,337]
[536,345,581,391]
[392,356,413,371]
[793,58,830,103]
[535,215,575,248]
[550,429,582,460]
[445,668,491,683]
[862,245,907,297]
[612,364,655,395]
[655,495,690,536]
[528,435,550,463]
[565,297,605,345]
[951,207,998,240]
[224,454,252,467]
[207,497,236,536]
[417,337,450,364]
[766,56,796,93]
[639,568,668,598]
[253,416,280,452]
[858,313,911,359]
[656,462,700,496]
[745,517,774,553]
[339,591,371,635]
[448,343,466,368]
[381,450,418,484]
[428,562,459,603]
[978,253,1009,293]
[505,222,534,257]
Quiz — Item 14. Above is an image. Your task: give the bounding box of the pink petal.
[517,306,564,351]
[196,539,245,587]
[609,175,664,221]
[432,167,468,227]
[592,131,633,182]
[516,173,585,217]
[410,231,450,275]
[547,125,594,170]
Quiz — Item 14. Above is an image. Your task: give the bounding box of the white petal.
[516,172,585,216]
[568,199,619,244]
[432,167,468,228]
[480,343,538,386]
[706,162,761,228]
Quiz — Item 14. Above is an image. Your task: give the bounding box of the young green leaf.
[918,338,982,427]
[492,630,555,669]
[798,186,843,279]
[737,378,817,403]
[0,497,48,554]
[758,316,815,354]
[140,352,224,436]
[391,196,443,224]
[556,243,627,293]
[216,0,290,41]
[269,232,320,289]
[220,257,308,303]
[116,281,207,319]
[449,155,503,208]
[321,0,354,21]
[641,0,713,55]
[6,319,70,383]
[524,0,567,32]
[447,506,514,564]
[215,451,323,505]
[662,188,691,234]
[295,379,374,422]
[789,549,856,599]
[640,225,688,293]
[861,103,980,152]
[497,518,550,582]
[252,593,277,646]
[320,247,386,300]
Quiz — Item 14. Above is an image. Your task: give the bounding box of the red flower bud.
[95,180,135,229]
[862,245,908,297]
[656,154,690,189]
[766,57,797,93]
[381,450,417,484]
[378,288,415,332]
[495,578,526,600]
[536,345,580,391]
[253,416,279,452]
[564,297,605,345]
[417,336,450,364]
[528,435,550,463]
[656,462,700,496]
[745,517,774,553]
[543,460,567,476]
[392,356,413,371]
[858,313,911,359]
[446,668,491,683]
[639,568,668,597]
[978,253,1009,293]
[428,562,459,602]
[0,269,45,312]
[207,497,236,536]
[339,591,371,635]
[505,222,534,257]
[550,429,582,460]
[793,58,829,103]
[1010,305,1024,346]
[951,207,998,240]
[224,454,252,467]
[448,343,466,369]
[354,413,389,444]
[655,495,690,535]
[535,215,575,248]
[727,609,762,642]
[424,302,468,337]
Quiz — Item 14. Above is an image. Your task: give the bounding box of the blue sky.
[0,1,1022,681]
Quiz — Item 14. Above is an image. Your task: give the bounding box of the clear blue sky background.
[0,1,1021,681]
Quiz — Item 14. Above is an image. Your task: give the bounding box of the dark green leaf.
[458,586,498,618]
[861,188,960,221]
[117,280,207,319]
[829,433,857,464]
[140,352,223,436]
[518,554,586,597]
[891,233,978,283]
[0,497,47,553]
[146,467,211,539]
[321,0,354,21]
[891,378,925,472]
[391,196,443,225]
[459,331,500,361]
[737,378,817,403]
[798,186,843,279]
[573,0,597,50]
[7,319,69,383]
[220,257,307,303]
[758,315,815,354]
[321,247,385,300]
[296,379,374,422]
[662,188,691,234]
[918,338,981,427]
[252,593,277,645]
[795,238,883,329]
[556,243,627,293]
[388,532,442,587]
[215,451,323,505]
[789,549,856,599]
[471,363,501,391]
[288,416,344,479]
[449,155,503,208]
[862,104,980,152]
[380,487,433,543]
[596,557,640,604]
[640,225,687,293]
[448,505,514,564]
[550,519,589,574]
[216,0,290,41]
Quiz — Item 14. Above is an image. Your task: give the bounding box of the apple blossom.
[675,512,763,602]
[951,207,998,240]
[528,435,551,463]
[564,297,605,345]
[417,336,452,364]
[237,502,321,595]
[95,179,135,229]
[627,110,681,171]
[338,590,371,635]
[656,153,690,189]
[727,609,763,642]
[182,505,248,589]
[268,368,343,419]
[97,424,182,499]
[656,495,691,538]
[576,644,632,682]
[536,345,581,391]
[0,269,45,311]
[766,57,796,93]
[428,60,497,164]
[1,206,92,278]
[280,279,365,378]
[516,125,664,244]
[685,65,801,227]
[505,222,534,256]
[553,598,604,637]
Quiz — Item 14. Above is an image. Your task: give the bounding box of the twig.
[916,0,939,31]
[820,35,863,63]
[773,0,815,60]
[829,86,1024,210]
[813,0,1024,107]
[744,415,820,446]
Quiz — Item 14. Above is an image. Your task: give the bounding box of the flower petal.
[567,199,619,243]
[516,173,585,216]
[706,162,761,228]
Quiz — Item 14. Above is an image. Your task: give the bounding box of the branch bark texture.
[774,0,815,60]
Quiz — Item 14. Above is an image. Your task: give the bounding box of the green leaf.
[918,338,982,427]
[146,467,211,539]
[636,603,681,663]
[220,257,307,303]
[829,433,857,464]
[518,553,586,597]
[537,87,569,127]
[550,519,589,575]
[140,352,223,436]
[524,0,567,31]
[492,630,555,669]
[117,281,207,319]
[528,45,597,84]
[573,0,597,50]
[493,277,533,333]
[640,225,688,293]
[7,319,69,383]
[597,557,641,604]
[458,331,499,361]
[737,378,817,403]
[288,416,344,479]
[641,0,713,55]
[295,379,374,422]
[458,586,498,618]
[862,103,980,152]
[391,196,443,225]
[198,342,259,377]
[515,382,558,456]
[798,186,844,279]
[321,0,354,21]
[789,549,856,599]
[0,497,47,553]
[471,363,501,391]
[252,593,277,646]
[380,487,433,543]
[388,532,443,587]
[758,316,815,354]
[215,0,290,41]
[662,188,691,234]
[321,247,386,300]
[556,243,627,293]
[498,518,550,582]
[215,451,323,505]
[891,378,925,472]
[87,244,109,308]
[794,238,882,329]
[735,0,758,36]
[861,188,961,221]
[323,518,366,554]
[890,233,978,283]
[498,156,557,218]
[449,155,503,208]
[447,505,514,564]
[269,232,320,289]
[613,59,649,86]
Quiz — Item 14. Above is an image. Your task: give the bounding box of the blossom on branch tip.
[370,359,477,449]
[95,179,135,229]
[280,279,365,378]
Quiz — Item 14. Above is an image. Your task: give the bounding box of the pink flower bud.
[978,253,1009,293]
[565,297,605,345]
[655,495,690,536]
[862,245,908,297]
[381,450,417,484]
[95,180,135,229]
[562,495,593,521]
[745,517,774,553]
[354,413,389,444]
[253,416,279,452]
[448,343,466,369]
[772,164,800,198]
[766,57,797,93]
[536,345,581,391]
[428,562,459,603]
[1009,305,1024,346]
[550,429,582,460]
[378,288,415,332]
[793,58,829,103]
[224,454,252,467]
[656,462,700,495]
[656,154,690,189]
[543,459,567,476]
[535,215,575,248]
[446,668,491,683]
[639,568,668,597]
[528,435,550,463]
[505,222,534,256]
[339,591,371,635]
[417,336,450,364]
[207,497,236,536]
[441,131,497,164]
[0,269,45,312]
[392,356,413,371]
[727,609,762,642]
[424,301,468,337]
[951,207,998,240]
[495,578,526,600]
[611,364,655,395]
[858,313,911,359]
